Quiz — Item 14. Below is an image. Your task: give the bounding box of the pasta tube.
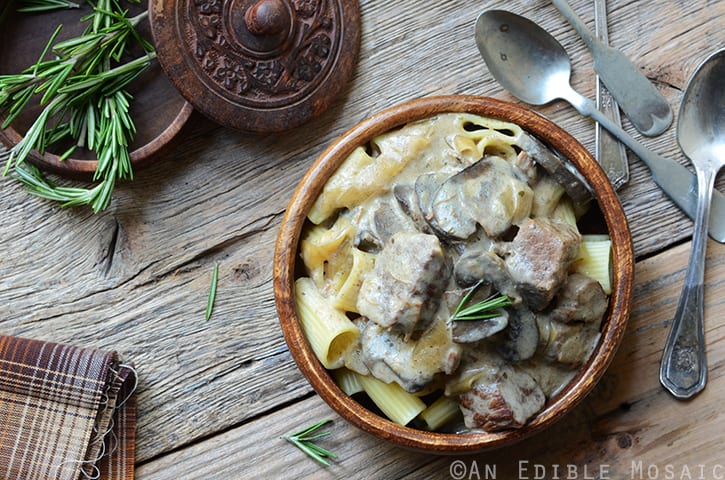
[333,368,364,396]
[419,395,461,431]
[333,248,375,313]
[357,373,426,426]
[573,235,612,294]
[300,218,354,290]
[295,277,359,369]
[308,127,429,224]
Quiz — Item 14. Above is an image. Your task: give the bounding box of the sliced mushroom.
[353,194,420,252]
[414,172,448,225]
[538,316,601,367]
[430,156,533,239]
[514,131,592,205]
[453,249,520,303]
[392,183,431,233]
[497,306,539,362]
[452,310,509,343]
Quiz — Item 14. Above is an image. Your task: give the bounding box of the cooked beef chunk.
[501,218,581,311]
[429,156,533,239]
[529,274,607,367]
[458,364,545,431]
[357,232,451,339]
[360,317,461,393]
[538,318,601,366]
[547,273,609,325]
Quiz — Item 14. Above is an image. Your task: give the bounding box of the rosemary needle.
[284,419,337,467]
[205,262,219,321]
[451,281,511,322]
[17,0,80,13]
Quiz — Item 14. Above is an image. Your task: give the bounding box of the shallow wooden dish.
[0,3,192,179]
[274,95,634,453]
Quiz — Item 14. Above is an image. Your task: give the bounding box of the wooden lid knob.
[244,0,290,36]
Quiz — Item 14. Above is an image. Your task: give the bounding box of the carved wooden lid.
[149,0,360,133]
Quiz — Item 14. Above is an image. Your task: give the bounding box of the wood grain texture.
[1,0,724,472]
[136,240,725,479]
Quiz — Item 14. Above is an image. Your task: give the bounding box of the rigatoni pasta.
[295,113,612,432]
[573,235,613,294]
[356,372,426,426]
[295,277,359,369]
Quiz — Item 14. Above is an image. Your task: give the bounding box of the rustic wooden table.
[2,0,724,478]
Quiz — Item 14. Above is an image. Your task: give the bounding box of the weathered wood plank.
[1,0,723,467]
[136,240,725,480]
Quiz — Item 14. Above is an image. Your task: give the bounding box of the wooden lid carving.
[149,0,361,133]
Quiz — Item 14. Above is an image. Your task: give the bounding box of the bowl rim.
[274,94,634,453]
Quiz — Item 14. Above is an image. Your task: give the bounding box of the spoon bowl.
[475,11,572,107]
[660,49,725,399]
[677,51,725,163]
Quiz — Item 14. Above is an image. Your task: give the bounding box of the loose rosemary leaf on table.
[284,419,337,467]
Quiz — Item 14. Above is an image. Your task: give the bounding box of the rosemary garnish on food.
[284,419,337,467]
[0,0,154,212]
[451,281,511,321]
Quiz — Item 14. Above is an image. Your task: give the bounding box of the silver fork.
[594,0,628,189]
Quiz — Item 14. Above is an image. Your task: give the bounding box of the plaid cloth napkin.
[0,335,136,480]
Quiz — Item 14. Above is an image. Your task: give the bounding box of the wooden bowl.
[274,95,634,453]
[0,3,192,180]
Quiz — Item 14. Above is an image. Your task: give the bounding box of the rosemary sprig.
[17,0,80,13]
[1,1,152,212]
[451,281,511,322]
[205,262,219,321]
[284,419,337,467]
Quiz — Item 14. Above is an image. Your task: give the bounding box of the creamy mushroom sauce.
[299,113,609,432]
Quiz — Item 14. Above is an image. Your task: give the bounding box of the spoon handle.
[567,92,725,244]
[660,166,715,398]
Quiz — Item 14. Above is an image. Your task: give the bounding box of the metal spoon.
[551,0,673,137]
[660,49,725,399]
[474,10,725,243]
